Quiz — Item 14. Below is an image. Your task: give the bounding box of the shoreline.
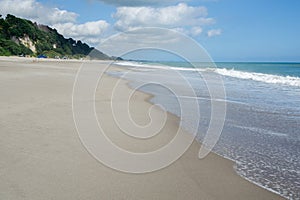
[116,65,287,199]
[0,57,284,199]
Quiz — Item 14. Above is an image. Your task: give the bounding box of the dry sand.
[0,57,283,199]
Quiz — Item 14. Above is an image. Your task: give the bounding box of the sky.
[0,0,299,62]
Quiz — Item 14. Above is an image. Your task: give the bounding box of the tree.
[0,14,107,58]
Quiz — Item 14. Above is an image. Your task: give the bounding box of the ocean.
[109,61,300,199]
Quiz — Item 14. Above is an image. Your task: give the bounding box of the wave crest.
[115,61,300,87]
[215,68,300,87]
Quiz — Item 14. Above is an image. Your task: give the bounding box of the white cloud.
[0,0,77,24]
[207,29,222,37]
[112,3,216,38]
[172,26,203,36]
[97,0,190,7]
[113,3,214,31]
[100,3,220,52]
[190,27,203,36]
[0,0,221,48]
[53,21,110,44]
[0,0,110,46]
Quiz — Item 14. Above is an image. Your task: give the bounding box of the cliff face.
[0,14,111,59]
[18,35,36,53]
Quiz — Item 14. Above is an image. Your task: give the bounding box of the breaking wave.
[115,61,300,87]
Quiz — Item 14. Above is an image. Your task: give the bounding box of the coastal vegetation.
[0,14,112,59]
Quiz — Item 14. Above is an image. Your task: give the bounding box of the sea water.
[109,61,300,199]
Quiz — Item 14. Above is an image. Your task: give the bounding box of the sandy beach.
[0,57,284,200]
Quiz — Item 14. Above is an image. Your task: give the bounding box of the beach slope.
[0,57,283,200]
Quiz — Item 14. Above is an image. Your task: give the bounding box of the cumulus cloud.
[207,29,222,37]
[0,0,77,24]
[113,3,214,31]
[0,0,109,46]
[0,0,221,47]
[53,21,110,44]
[105,3,220,55]
[190,27,203,36]
[97,0,190,7]
[112,3,216,38]
[172,26,203,36]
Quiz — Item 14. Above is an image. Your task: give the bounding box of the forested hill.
[0,14,112,59]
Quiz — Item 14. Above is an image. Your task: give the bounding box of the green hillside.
[0,14,112,59]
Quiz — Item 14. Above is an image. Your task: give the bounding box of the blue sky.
[202,0,300,62]
[1,0,299,61]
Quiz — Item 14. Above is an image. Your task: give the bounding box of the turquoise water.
[215,62,300,77]
[144,61,300,77]
[111,61,300,199]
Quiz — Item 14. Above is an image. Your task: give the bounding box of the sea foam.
[115,61,300,87]
[214,68,300,87]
